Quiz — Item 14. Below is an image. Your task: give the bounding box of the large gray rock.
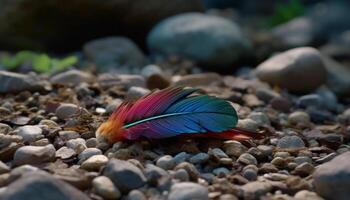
[313,152,350,200]
[0,172,90,200]
[322,56,350,97]
[16,125,43,143]
[103,159,146,193]
[83,37,146,72]
[0,71,43,93]
[255,47,327,93]
[147,13,251,68]
[168,182,208,200]
[0,0,203,50]
[51,70,93,86]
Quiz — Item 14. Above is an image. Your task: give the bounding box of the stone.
[173,169,189,182]
[173,152,190,164]
[51,70,93,86]
[223,140,247,157]
[255,88,280,103]
[313,151,350,200]
[174,162,200,181]
[144,164,168,184]
[322,55,350,97]
[126,87,151,100]
[270,97,292,112]
[0,0,204,50]
[58,131,80,141]
[85,138,98,148]
[81,155,108,171]
[238,153,258,165]
[248,112,270,126]
[0,172,90,200]
[55,104,80,120]
[127,190,147,200]
[0,161,10,174]
[237,119,259,131]
[272,17,314,48]
[78,148,102,164]
[213,167,230,176]
[243,169,257,181]
[16,125,43,143]
[293,162,315,177]
[288,111,310,125]
[297,94,323,109]
[277,136,305,149]
[103,159,146,193]
[316,86,338,111]
[66,138,87,154]
[189,153,209,164]
[148,13,251,68]
[156,155,176,170]
[168,182,208,200]
[271,157,287,169]
[173,73,222,87]
[255,47,327,93]
[55,147,76,160]
[208,148,228,158]
[13,144,56,166]
[92,176,121,200]
[241,181,272,200]
[83,37,145,72]
[0,71,45,94]
[0,123,12,135]
[294,190,324,200]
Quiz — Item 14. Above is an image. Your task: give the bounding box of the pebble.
[190,153,209,164]
[224,140,247,157]
[298,94,323,108]
[243,169,258,181]
[78,148,102,164]
[294,190,324,200]
[156,155,176,170]
[237,119,259,130]
[173,73,222,87]
[0,71,43,94]
[55,103,80,120]
[51,70,93,86]
[173,169,189,182]
[66,138,87,154]
[208,148,228,158]
[173,152,190,164]
[81,155,108,171]
[293,162,315,176]
[55,146,76,160]
[248,112,270,126]
[0,172,90,200]
[288,111,311,125]
[126,87,150,100]
[238,153,258,165]
[313,151,350,200]
[0,123,12,135]
[85,138,98,148]
[16,125,43,143]
[58,131,80,141]
[13,144,56,166]
[126,190,147,200]
[92,176,121,200]
[103,159,146,193]
[213,167,230,176]
[0,161,10,174]
[255,88,280,103]
[295,156,312,165]
[174,162,200,181]
[271,157,287,169]
[255,47,327,93]
[277,135,305,149]
[241,181,272,200]
[168,182,209,200]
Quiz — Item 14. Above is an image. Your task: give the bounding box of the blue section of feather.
[125,95,238,138]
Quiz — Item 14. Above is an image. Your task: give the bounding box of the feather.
[97,87,261,142]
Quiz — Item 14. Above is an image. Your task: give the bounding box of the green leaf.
[54,56,78,71]
[32,54,51,73]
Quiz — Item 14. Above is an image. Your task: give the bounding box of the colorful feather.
[97,87,261,143]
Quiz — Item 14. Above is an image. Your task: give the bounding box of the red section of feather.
[186,128,263,141]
